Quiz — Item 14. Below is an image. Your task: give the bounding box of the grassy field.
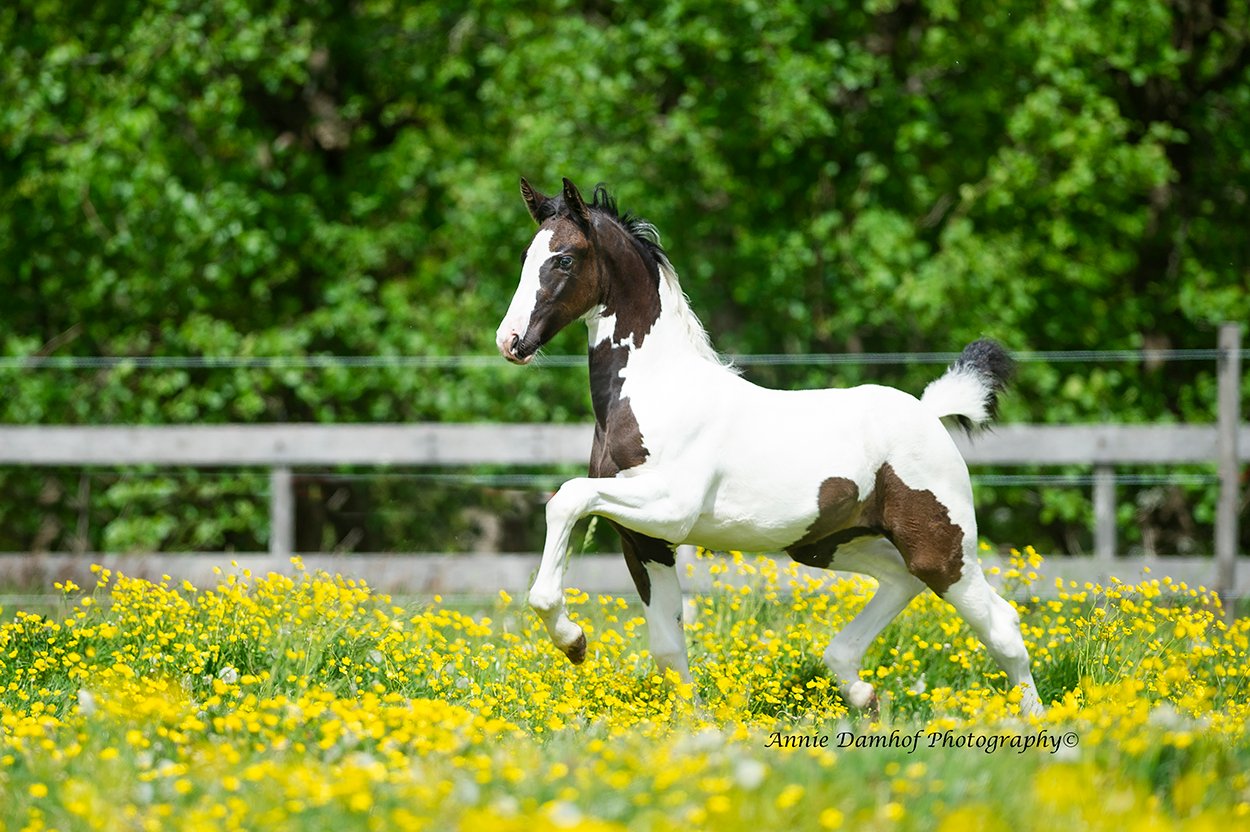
[1,547,1248,830]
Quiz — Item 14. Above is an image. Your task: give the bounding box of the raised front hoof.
[563,632,588,665]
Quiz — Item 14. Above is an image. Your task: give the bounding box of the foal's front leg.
[529,475,697,664]
[528,488,592,662]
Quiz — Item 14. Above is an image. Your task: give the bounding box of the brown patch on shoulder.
[588,396,648,476]
[588,340,649,476]
[784,465,966,594]
[543,220,600,319]
[605,399,648,470]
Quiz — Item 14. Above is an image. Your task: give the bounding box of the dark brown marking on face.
[784,464,965,594]
[513,180,665,362]
[514,217,601,359]
[514,208,664,364]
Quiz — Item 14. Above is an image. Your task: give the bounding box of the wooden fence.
[0,325,1243,600]
[0,420,1245,597]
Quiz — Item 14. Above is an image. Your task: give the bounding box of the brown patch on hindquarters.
[793,478,862,546]
[867,464,965,594]
[786,477,877,569]
[785,464,965,594]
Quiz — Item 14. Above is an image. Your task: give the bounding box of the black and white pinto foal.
[496,178,1043,716]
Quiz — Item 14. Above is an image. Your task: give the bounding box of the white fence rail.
[0,421,1245,597]
[0,324,1243,599]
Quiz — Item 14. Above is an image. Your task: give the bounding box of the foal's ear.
[520,177,549,224]
[562,177,592,233]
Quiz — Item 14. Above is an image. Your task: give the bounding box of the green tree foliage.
[1,0,1246,554]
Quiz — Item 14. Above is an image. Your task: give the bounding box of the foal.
[496,178,1043,716]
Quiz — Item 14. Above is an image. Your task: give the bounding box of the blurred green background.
[1,0,1246,556]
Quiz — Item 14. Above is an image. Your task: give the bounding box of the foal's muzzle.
[498,331,535,365]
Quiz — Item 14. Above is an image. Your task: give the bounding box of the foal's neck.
[585,236,725,426]
[588,234,665,351]
[588,232,713,356]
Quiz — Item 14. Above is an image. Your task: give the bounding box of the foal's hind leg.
[888,512,1044,715]
[870,462,1044,715]
[942,554,1043,716]
[817,538,925,711]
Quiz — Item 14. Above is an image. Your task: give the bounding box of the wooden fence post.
[1093,464,1116,565]
[1215,322,1242,615]
[269,466,295,557]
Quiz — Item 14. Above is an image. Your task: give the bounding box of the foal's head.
[496,177,653,365]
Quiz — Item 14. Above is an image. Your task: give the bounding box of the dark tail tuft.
[953,338,1015,423]
[922,339,1016,435]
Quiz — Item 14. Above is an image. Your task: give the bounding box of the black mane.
[539,184,669,267]
[590,184,670,261]
[589,185,668,265]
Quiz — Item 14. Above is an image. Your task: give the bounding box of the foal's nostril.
[510,334,521,354]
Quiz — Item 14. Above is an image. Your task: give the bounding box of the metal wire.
[972,473,1218,487]
[1,348,1245,371]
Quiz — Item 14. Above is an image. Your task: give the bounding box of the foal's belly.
[682,519,805,553]
[682,492,825,552]
[678,422,876,553]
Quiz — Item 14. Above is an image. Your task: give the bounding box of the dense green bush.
[1,0,1246,554]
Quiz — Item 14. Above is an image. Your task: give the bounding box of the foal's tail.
[920,339,1015,435]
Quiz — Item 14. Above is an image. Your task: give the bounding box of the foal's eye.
[557,255,574,270]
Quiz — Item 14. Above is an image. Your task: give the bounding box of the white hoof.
[1018,685,1045,717]
[846,680,877,710]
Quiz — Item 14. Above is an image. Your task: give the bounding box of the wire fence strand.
[1,348,1247,371]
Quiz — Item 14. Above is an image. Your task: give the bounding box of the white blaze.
[496,228,556,353]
